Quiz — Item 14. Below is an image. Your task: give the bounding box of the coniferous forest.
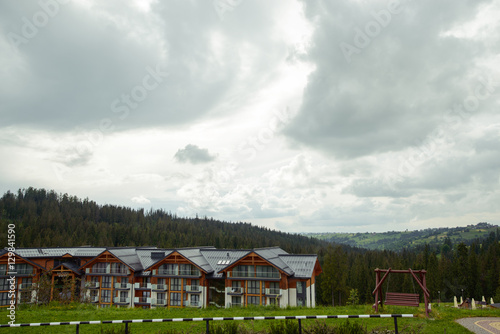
[1,187,499,306]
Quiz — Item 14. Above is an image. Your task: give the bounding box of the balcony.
[134,282,151,289]
[110,269,130,275]
[87,282,100,289]
[228,287,244,294]
[266,288,281,296]
[113,297,130,304]
[152,284,167,291]
[185,285,201,293]
[157,269,176,276]
[179,270,201,277]
[227,271,280,279]
[101,282,112,289]
[114,283,131,290]
[134,297,151,304]
[152,298,167,306]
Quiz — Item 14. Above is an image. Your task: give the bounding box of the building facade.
[0,246,322,309]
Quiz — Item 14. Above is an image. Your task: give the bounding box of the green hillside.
[305,222,499,251]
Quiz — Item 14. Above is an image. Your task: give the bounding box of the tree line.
[1,188,499,305]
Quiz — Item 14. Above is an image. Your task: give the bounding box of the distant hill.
[304,222,499,251]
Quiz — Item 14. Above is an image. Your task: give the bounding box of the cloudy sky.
[1,0,499,233]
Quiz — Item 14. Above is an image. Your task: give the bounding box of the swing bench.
[372,268,430,317]
[384,292,419,307]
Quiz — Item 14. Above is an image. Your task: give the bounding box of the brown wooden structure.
[372,268,430,317]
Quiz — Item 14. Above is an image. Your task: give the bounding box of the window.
[231,281,243,293]
[0,264,6,275]
[118,291,128,303]
[231,296,242,307]
[269,282,280,295]
[160,264,177,275]
[190,294,200,307]
[171,278,182,291]
[179,264,200,276]
[233,265,253,278]
[190,279,199,291]
[0,292,11,306]
[156,293,166,305]
[170,292,181,306]
[92,262,107,274]
[0,278,10,291]
[120,277,129,288]
[248,296,260,305]
[102,276,112,289]
[256,266,279,278]
[15,264,33,275]
[110,263,127,274]
[156,278,165,290]
[101,290,111,303]
[247,281,260,294]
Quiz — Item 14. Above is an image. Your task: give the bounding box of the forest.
[1,187,499,306]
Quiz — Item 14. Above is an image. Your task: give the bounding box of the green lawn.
[1,303,499,333]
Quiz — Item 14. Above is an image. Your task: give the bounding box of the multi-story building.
[0,246,322,309]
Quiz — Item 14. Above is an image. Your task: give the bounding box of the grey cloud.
[0,1,290,132]
[174,144,216,164]
[285,0,496,159]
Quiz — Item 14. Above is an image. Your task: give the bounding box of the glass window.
[247,281,260,294]
[101,290,111,303]
[231,296,242,307]
[269,282,280,294]
[0,278,10,290]
[248,296,260,305]
[170,292,181,306]
[102,276,111,288]
[190,294,200,307]
[92,262,107,273]
[256,266,279,278]
[171,278,182,291]
[233,265,253,277]
[0,292,11,306]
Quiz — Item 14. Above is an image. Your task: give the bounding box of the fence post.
[75,324,79,334]
[125,322,129,334]
[394,316,399,334]
[206,319,210,334]
[298,319,302,334]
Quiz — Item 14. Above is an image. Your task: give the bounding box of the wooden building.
[0,246,322,309]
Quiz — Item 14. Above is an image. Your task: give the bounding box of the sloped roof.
[200,249,250,278]
[177,248,213,274]
[13,247,105,258]
[254,247,294,276]
[53,262,81,274]
[107,248,143,271]
[280,255,318,278]
[6,246,320,279]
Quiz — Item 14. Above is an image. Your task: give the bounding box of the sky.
[1,0,500,233]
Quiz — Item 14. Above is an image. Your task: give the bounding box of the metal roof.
[107,248,144,271]
[5,246,319,279]
[255,248,294,276]
[177,248,213,274]
[200,249,250,278]
[137,249,174,271]
[280,255,318,278]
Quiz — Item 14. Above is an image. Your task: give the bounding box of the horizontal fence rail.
[1,314,414,334]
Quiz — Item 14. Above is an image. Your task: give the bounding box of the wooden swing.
[372,268,430,317]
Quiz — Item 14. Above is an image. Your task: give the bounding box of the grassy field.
[1,303,499,333]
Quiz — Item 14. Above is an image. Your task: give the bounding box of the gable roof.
[6,246,320,279]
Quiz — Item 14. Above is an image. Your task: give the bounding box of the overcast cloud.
[1,0,499,233]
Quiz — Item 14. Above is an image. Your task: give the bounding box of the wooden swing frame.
[372,268,430,317]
